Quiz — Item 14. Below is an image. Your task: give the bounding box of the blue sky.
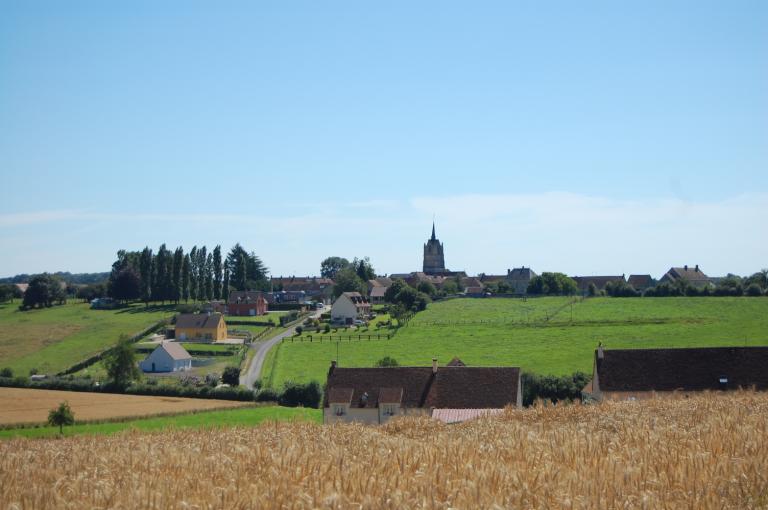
[1,1,767,278]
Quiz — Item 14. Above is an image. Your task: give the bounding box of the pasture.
[1,392,765,508]
[263,297,768,387]
[0,387,251,426]
[0,302,174,376]
[0,405,321,439]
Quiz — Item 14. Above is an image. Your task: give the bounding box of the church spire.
[431,219,436,240]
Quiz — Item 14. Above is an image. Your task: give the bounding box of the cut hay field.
[0,387,251,426]
[2,393,766,509]
[0,302,175,376]
[264,297,768,387]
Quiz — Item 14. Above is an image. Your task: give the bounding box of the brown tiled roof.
[175,313,224,330]
[664,266,709,282]
[368,277,393,288]
[327,387,354,404]
[572,276,625,291]
[627,274,653,287]
[507,267,536,280]
[596,346,768,392]
[324,364,520,409]
[159,342,192,361]
[378,387,403,404]
[370,286,387,298]
[477,274,507,283]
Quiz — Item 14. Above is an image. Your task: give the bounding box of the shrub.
[205,373,220,387]
[295,326,303,335]
[375,356,399,367]
[323,323,331,333]
[0,368,12,378]
[254,388,280,402]
[279,380,322,408]
[221,366,241,386]
[521,372,590,406]
[252,379,263,391]
[746,283,762,297]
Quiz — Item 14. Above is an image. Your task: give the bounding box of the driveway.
[240,306,326,389]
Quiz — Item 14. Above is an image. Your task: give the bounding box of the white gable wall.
[140,346,192,373]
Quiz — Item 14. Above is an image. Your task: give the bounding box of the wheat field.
[2,393,767,509]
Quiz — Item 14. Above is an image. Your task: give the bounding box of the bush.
[279,380,322,408]
[221,366,241,386]
[205,373,220,387]
[375,356,399,367]
[0,368,12,378]
[522,372,590,406]
[746,283,763,297]
[295,326,303,335]
[252,378,263,391]
[255,388,280,402]
[323,323,331,333]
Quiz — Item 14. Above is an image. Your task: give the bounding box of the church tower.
[423,222,446,274]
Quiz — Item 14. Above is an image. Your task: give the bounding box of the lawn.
[263,297,768,387]
[0,405,321,439]
[0,302,175,376]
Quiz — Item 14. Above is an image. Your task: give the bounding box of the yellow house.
[175,313,227,342]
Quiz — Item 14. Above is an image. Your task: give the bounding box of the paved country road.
[240,306,326,389]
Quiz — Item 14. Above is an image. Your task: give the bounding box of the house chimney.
[695,264,699,272]
[597,342,604,360]
[684,265,688,271]
[432,358,438,373]
[328,360,337,376]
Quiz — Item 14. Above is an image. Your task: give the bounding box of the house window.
[333,405,346,416]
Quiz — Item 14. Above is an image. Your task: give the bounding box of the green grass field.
[0,302,175,376]
[0,405,321,440]
[263,297,768,387]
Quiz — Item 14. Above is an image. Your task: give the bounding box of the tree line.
[108,243,269,304]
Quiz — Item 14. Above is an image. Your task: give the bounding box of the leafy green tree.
[237,254,247,291]
[104,335,140,388]
[227,244,269,291]
[587,282,597,297]
[22,274,66,309]
[527,273,578,296]
[109,268,141,302]
[139,247,153,306]
[212,245,222,300]
[181,254,191,302]
[417,280,436,296]
[221,366,240,386]
[745,269,768,290]
[0,284,16,303]
[320,256,350,279]
[279,380,322,408]
[204,252,213,301]
[441,279,459,294]
[746,283,763,297]
[195,246,207,301]
[0,367,13,378]
[332,266,366,297]
[384,279,408,302]
[76,283,106,302]
[375,356,399,367]
[222,266,230,301]
[189,246,199,301]
[47,401,75,434]
[496,280,511,294]
[172,247,184,303]
[353,257,376,281]
[153,244,170,303]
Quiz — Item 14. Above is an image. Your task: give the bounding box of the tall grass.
[1,392,766,508]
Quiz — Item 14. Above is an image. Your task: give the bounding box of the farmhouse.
[175,313,227,341]
[324,358,522,424]
[369,285,387,304]
[331,292,371,324]
[506,267,537,294]
[227,290,268,316]
[627,274,655,292]
[572,275,626,295]
[139,342,192,373]
[584,345,768,401]
[660,265,711,288]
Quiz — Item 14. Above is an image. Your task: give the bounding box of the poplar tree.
[222,266,230,301]
[213,245,222,300]
[189,246,198,301]
[139,247,153,306]
[181,253,191,302]
[172,247,184,303]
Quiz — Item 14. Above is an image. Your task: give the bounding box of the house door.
[152,362,155,372]
[249,308,255,316]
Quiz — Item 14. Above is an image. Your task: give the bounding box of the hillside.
[0,302,175,376]
[2,393,766,508]
[264,297,768,387]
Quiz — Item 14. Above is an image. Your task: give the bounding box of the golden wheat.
[2,392,767,509]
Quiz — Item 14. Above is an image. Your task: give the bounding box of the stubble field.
[0,387,252,426]
[1,392,766,509]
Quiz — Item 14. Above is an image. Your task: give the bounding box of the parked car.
[354,319,365,326]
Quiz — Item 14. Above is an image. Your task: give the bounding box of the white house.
[331,292,371,324]
[139,342,192,373]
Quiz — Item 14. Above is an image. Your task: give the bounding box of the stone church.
[423,222,447,275]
